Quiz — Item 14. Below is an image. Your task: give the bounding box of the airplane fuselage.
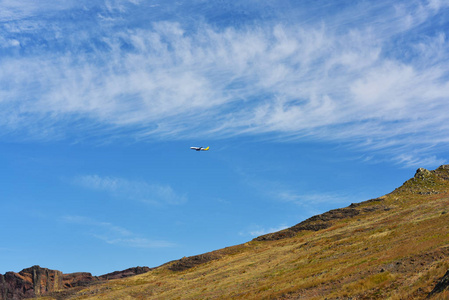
[190,146,209,151]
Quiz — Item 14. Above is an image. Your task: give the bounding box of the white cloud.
[240,224,289,237]
[73,175,187,205]
[0,0,78,21]
[96,237,174,248]
[62,215,132,236]
[276,190,355,207]
[427,0,449,11]
[61,215,175,248]
[0,1,448,165]
[394,154,447,168]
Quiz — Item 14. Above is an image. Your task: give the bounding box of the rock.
[415,168,432,179]
[253,229,297,241]
[428,269,449,297]
[0,265,63,300]
[0,265,151,299]
[99,266,151,280]
[391,165,449,195]
[168,253,220,271]
[434,165,449,181]
[63,272,98,288]
[253,207,362,242]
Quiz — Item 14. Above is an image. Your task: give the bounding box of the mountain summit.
[2,165,449,299]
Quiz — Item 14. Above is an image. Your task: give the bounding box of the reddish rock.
[63,272,98,288]
[0,265,150,299]
[99,266,151,280]
[0,266,62,299]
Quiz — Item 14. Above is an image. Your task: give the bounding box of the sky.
[1,0,449,276]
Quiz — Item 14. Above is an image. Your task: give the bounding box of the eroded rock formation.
[0,265,150,299]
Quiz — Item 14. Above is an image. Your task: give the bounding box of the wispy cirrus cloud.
[0,1,448,166]
[61,215,175,248]
[0,0,75,21]
[240,224,289,238]
[276,191,352,206]
[73,175,187,205]
[394,154,446,169]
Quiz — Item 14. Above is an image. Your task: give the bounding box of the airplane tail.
[203,146,210,151]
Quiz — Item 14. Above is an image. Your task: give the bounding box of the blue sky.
[1,0,448,275]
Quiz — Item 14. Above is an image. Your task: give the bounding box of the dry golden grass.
[38,167,449,299]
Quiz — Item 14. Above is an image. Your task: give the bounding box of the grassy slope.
[40,167,449,299]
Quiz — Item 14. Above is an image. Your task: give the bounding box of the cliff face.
[0,265,150,299]
[0,266,63,300]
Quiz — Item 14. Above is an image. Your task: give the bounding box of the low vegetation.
[39,166,449,299]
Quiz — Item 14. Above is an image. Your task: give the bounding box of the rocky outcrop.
[168,253,220,272]
[99,266,151,280]
[0,266,63,300]
[392,165,449,195]
[253,207,363,241]
[0,265,151,299]
[62,272,99,288]
[415,167,432,179]
[428,269,449,297]
[434,164,449,180]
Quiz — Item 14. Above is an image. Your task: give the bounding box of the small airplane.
[190,146,210,151]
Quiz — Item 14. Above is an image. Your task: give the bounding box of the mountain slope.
[29,165,449,299]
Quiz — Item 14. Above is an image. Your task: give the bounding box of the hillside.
[5,165,449,299]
